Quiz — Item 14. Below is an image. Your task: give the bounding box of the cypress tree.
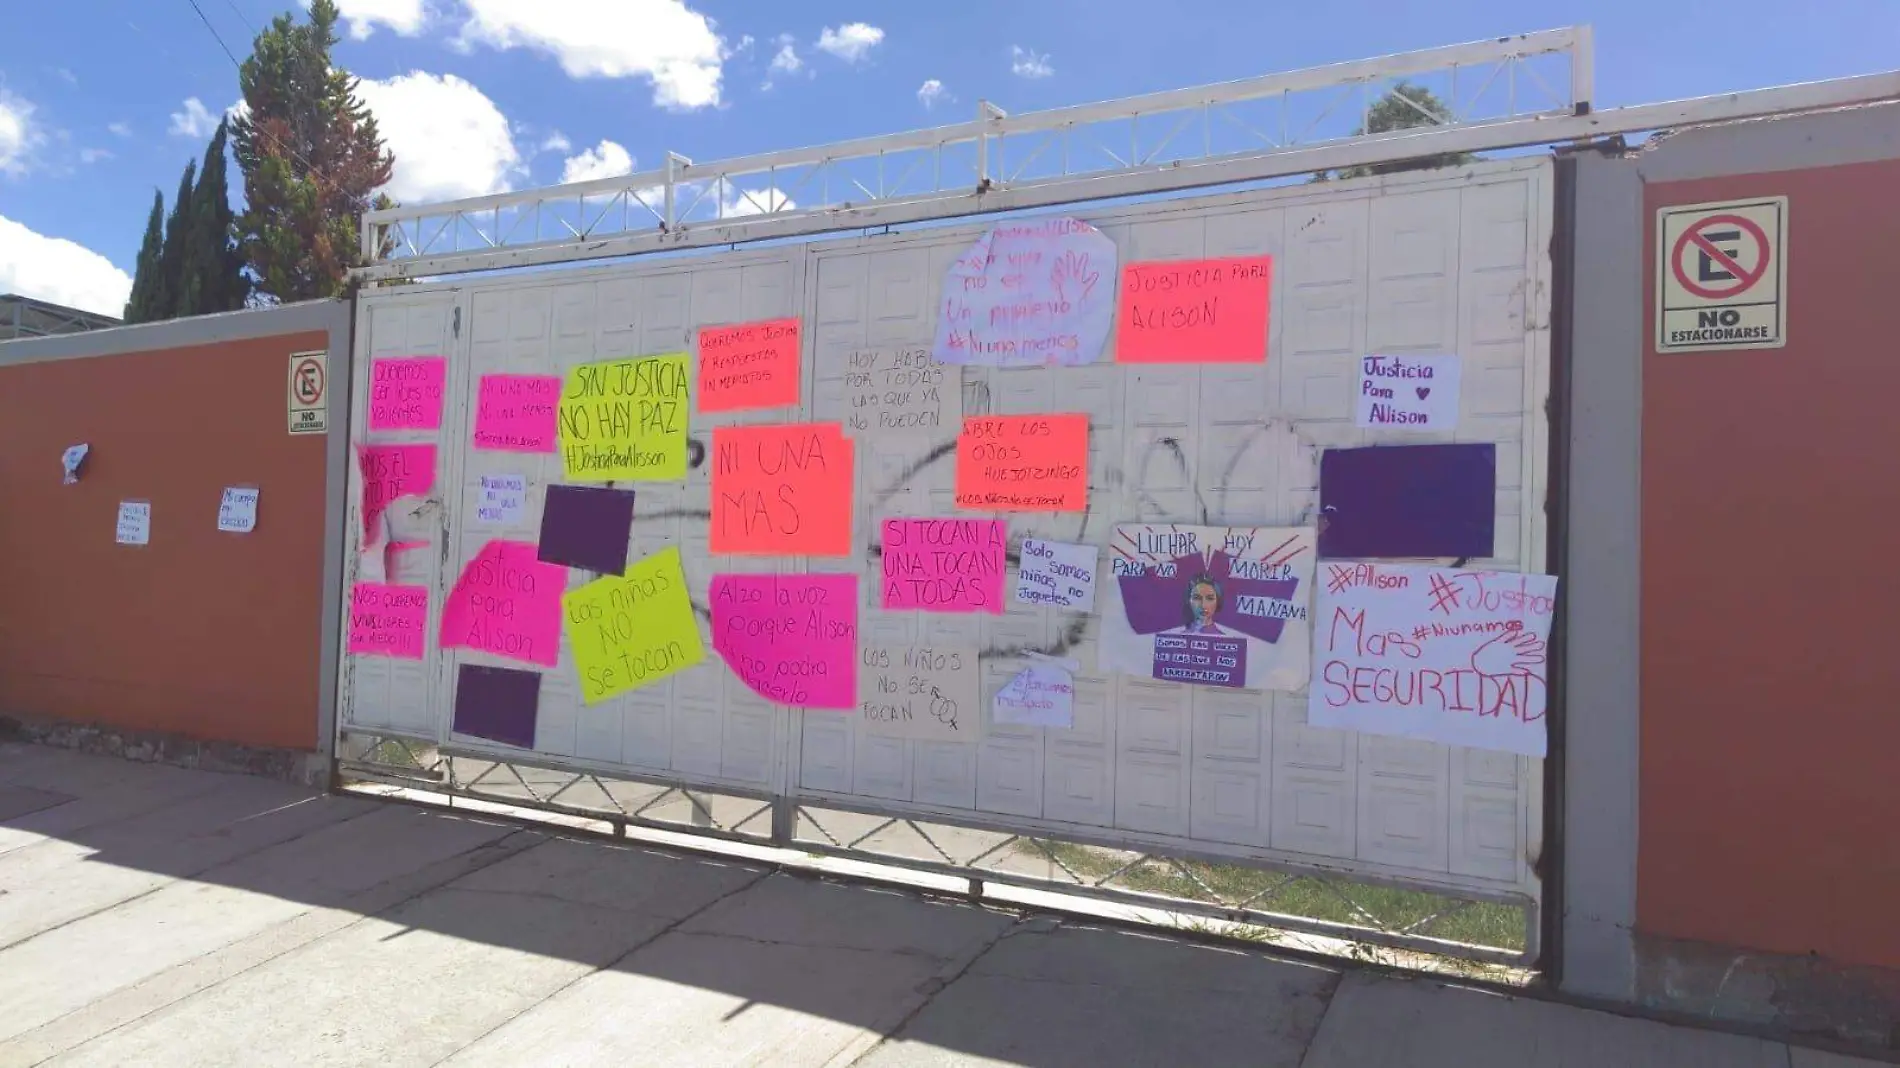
[122,191,166,323]
[157,160,197,318]
[180,120,249,315]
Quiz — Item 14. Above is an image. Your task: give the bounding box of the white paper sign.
[61,444,89,485]
[1014,539,1098,611]
[1355,353,1461,430]
[217,487,259,533]
[476,474,526,524]
[993,658,1077,729]
[842,346,962,437]
[932,216,1118,367]
[1309,563,1557,757]
[857,643,981,741]
[116,501,151,546]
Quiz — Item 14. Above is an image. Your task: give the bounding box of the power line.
[181,0,242,67]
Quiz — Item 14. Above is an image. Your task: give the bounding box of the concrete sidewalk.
[0,743,1880,1068]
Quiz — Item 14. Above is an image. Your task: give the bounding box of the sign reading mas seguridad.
[1656,196,1788,353]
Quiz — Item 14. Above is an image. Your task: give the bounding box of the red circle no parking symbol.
[1670,213,1771,300]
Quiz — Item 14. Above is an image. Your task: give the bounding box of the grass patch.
[1018,838,1524,952]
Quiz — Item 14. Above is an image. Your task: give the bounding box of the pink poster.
[473,374,561,453]
[347,583,428,660]
[711,573,857,709]
[440,540,565,667]
[880,518,1006,614]
[359,443,437,539]
[368,357,447,431]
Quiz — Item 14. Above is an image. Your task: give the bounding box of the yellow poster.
[557,354,690,481]
[562,546,705,704]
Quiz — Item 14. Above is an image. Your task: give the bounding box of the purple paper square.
[538,484,636,574]
[452,663,540,749]
[1318,444,1496,559]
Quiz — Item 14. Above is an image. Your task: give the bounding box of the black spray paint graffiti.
[637,418,1288,660]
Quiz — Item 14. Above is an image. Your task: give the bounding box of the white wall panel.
[340,158,1552,904]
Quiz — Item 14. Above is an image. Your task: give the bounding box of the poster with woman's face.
[1100,525,1315,691]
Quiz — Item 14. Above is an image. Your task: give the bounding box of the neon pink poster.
[440,540,566,667]
[359,443,436,539]
[347,583,428,659]
[473,374,561,453]
[880,518,1006,614]
[368,357,447,431]
[711,573,858,709]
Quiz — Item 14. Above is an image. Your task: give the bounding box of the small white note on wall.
[116,501,151,546]
[477,475,526,524]
[1355,353,1461,430]
[218,487,260,533]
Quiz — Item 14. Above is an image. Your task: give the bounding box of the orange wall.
[0,331,331,750]
[1640,159,1900,968]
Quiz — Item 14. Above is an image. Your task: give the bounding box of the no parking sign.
[1656,196,1788,353]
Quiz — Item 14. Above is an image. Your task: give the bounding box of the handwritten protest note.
[476,475,525,524]
[474,374,561,452]
[698,318,801,413]
[993,658,1077,729]
[955,414,1088,512]
[934,217,1118,367]
[348,582,427,660]
[857,644,981,741]
[441,540,565,667]
[358,443,436,539]
[711,573,858,708]
[1014,538,1097,611]
[563,546,704,704]
[367,356,446,431]
[557,354,689,481]
[843,346,962,436]
[217,487,259,533]
[115,501,151,546]
[711,423,854,555]
[1103,525,1314,691]
[881,518,1006,614]
[1355,354,1461,430]
[1309,563,1557,757]
[1117,255,1273,363]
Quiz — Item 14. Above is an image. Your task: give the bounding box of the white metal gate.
[337,155,1551,963]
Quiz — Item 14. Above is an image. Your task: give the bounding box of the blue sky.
[1,0,1895,316]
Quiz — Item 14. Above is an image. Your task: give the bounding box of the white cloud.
[334,0,428,39]
[816,23,883,63]
[169,97,218,138]
[456,0,725,111]
[769,34,801,72]
[1011,45,1053,79]
[0,214,132,317]
[539,130,571,154]
[79,147,112,164]
[917,79,948,109]
[1,91,42,175]
[355,72,521,203]
[107,121,132,138]
[729,34,754,59]
[561,139,633,184]
[225,98,250,124]
[55,68,77,85]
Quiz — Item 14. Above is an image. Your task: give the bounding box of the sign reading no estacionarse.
[1656,196,1788,353]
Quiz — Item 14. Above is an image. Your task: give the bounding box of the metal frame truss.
[355,26,1900,285]
[336,729,1536,969]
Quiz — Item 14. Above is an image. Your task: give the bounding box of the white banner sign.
[217,487,259,533]
[1309,563,1557,757]
[1014,538,1097,611]
[932,217,1117,367]
[476,474,526,524]
[992,656,1077,729]
[1355,353,1461,430]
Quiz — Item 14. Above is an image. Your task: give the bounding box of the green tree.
[156,160,198,316]
[177,119,250,316]
[1317,82,1477,181]
[122,191,167,323]
[232,0,393,302]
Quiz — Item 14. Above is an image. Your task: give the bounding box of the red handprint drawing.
[1469,631,1546,678]
[1051,250,1099,303]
